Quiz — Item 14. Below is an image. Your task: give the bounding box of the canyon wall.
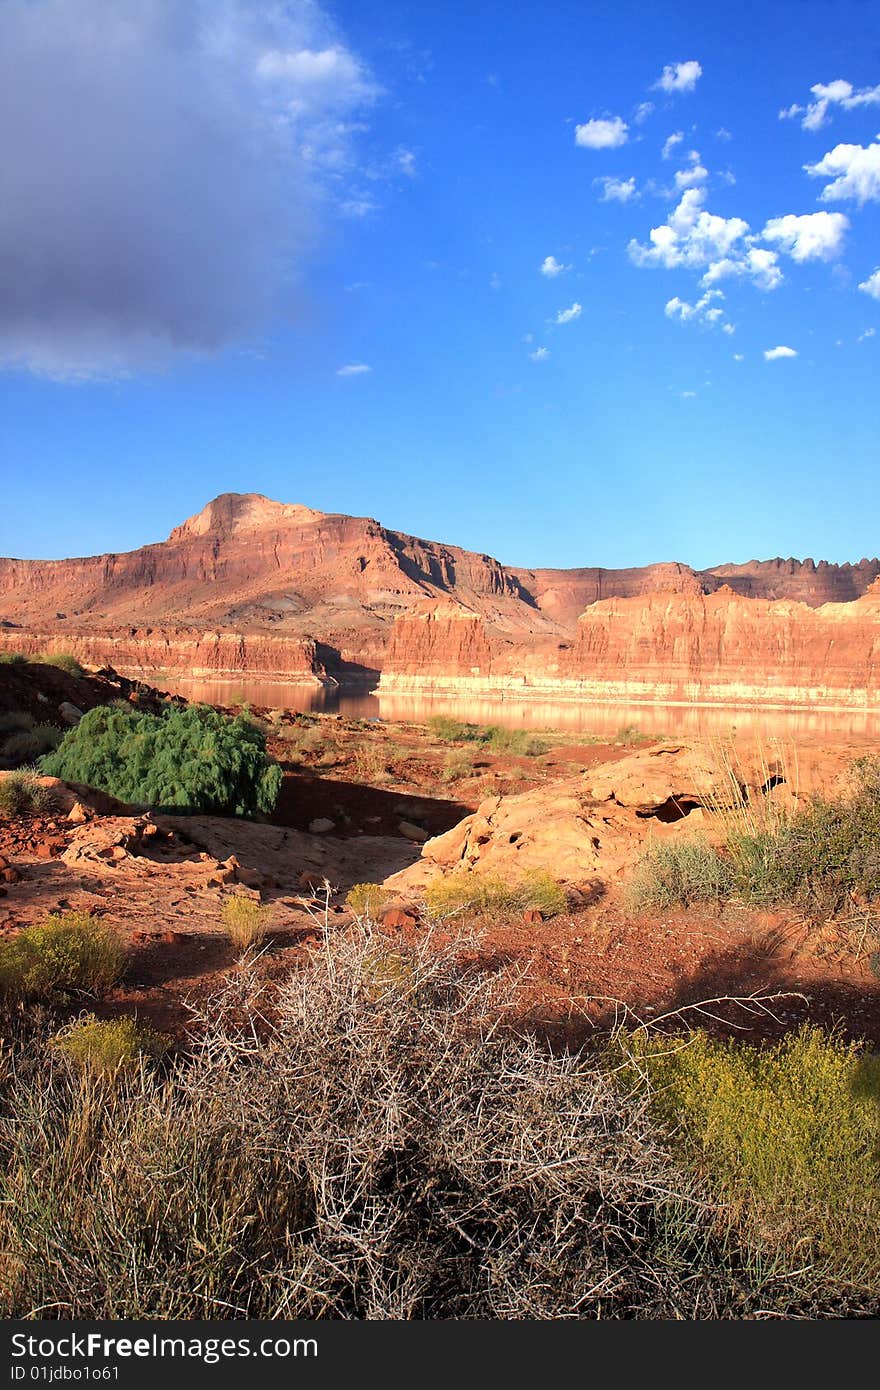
[3,492,879,705]
[379,586,880,709]
[0,628,329,685]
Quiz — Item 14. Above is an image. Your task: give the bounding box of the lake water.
[153,675,880,743]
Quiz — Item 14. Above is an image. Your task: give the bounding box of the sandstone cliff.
[2,492,878,697]
[379,584,880,709]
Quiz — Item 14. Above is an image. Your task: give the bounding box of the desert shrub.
[42,703,282,817]
[632,1026,880,1294]
[221,896,270,953]
[427,717,549,757]
[441,748,474,782]
[0,769,53,818]
[276,721,325,763]
[427,715,481,742]
[728,756,880,912]
[0,931,738,1319]
[616,723,646,745]
[0,712,34,734]
[2,723,63,765]
[484,726,549,756]
[351,743,387,781]
[35,652,84,677]
[0,651,27,664]
[345,883,389,918]
[628,838,735,910]
[0,912,125,1003]
[52,1015,170,1076]
[424,868,566,920]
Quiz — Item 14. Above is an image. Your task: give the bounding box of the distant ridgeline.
[2,493,879,708]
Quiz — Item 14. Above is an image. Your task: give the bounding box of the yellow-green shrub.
[0,770,53,818]
[0,913,126,1002]
[424,868,566,919]
[345,883,389,919]
[638,1025,880,1287]
[52,1015,170,1075]
[221,895,270,952]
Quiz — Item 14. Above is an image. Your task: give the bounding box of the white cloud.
[575,116,628,149]
[665,288,727,328]
[490,272,501,290]
[708,247,783,291]
[530,346,549,361]
[595,175,638,202]
[337,362,371,375]
[733,352,744,361]
[761,211,849,262]
[654,60,702,95]
[634,101,654,124]
[716,127,732,141]
[630,189,791,293]
[540,255,570,277]
[257,44,377,104]
[722,322,736,335]
[805,140,880,205]
[859,267,880,299]
[674,160,708,190]
[763,345,797,360]
[858,326,876,341]
[780,79,880,131]
[395,147,417,178]
[555,302,582,324]
[629,188,750,271]
[662,131,684,159]
[679,389,697,398]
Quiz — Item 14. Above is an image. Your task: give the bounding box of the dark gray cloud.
[0,0,377,380]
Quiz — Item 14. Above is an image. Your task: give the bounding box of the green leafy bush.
[0,651,27,665]
[0,912,126,1002]
[0,770,53,818]
[53,1014,170,1075]
[42,703,282,817]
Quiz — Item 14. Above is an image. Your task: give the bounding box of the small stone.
[67,801,89,825]
[0,856,8,872]
[522,908,543,924]
[398,820,429,843]
[59,701,83,725]
[1,867,21,884]
[309,817,335,834]
[380,907,418,930]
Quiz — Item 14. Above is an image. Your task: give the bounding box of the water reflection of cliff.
[157,675,880,742]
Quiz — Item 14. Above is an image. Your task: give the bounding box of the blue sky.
[1,0,878,569]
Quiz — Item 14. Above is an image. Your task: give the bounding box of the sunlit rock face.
[2,492,878,699]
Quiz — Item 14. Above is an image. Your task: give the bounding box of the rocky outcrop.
[0,627,329,684]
